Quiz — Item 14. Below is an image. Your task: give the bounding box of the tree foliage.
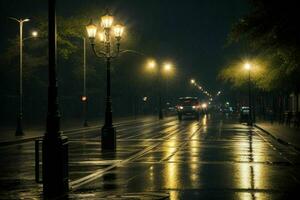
[222,0,300,92]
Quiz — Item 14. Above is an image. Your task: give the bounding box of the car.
[176,97,201,120]
[239,106,250,123]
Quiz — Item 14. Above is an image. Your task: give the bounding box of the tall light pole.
[86,13,125,151]
[10,17,39,136]
[42,0,69,196]
[244,62,253,126]
[82,37,88,127]
[146,60,173,120]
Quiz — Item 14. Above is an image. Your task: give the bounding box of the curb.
[255,124,300,152]
[0,125,100,147]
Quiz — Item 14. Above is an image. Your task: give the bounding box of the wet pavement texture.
[0,115,299,199]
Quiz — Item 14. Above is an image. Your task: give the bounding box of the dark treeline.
[220,0,300,127]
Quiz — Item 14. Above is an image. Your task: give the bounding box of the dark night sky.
[0,0,249,92]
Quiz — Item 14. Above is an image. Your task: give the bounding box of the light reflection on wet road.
[0,114,300,199]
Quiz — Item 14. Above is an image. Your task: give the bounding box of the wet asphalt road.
[0,114,300,199]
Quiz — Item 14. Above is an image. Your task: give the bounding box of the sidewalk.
[0,115,154,146]
[255,121,300,150]
[0,118,101,146]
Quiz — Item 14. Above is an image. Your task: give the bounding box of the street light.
[10,17,38,136]
[244,62,253,126]
[82,37,88,127]
[163,62,173,72]
[147,59,157,70]
[31,31,38,37]
[146,60,173,120]
[86,13,125,151]
[190,79,196,85]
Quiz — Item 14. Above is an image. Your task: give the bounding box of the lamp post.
[146,60,173,120]
[244,62,253,126]
[82,37,88,127]
[42,0,69,196]
[10,17,38,136]
[86,13,125,151]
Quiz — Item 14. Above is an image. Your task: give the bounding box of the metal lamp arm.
[91,44,106,58]
[23,36,38,41]
[119,49,145,56]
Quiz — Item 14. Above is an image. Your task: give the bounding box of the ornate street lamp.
[86,13,125,150]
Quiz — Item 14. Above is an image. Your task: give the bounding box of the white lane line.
[70,143,161,190]
[70,119,185,190]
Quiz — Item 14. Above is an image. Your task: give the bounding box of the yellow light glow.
[163,62,173,72]
[190,79,195,84]
[244,62,252,71]
[147,60,156,69]
[101,14,114,28]
[98,32,105,42]
[86,20,97,39]
[81,96,87,102]
[201,103,207,109]
[31,31,38,37]
[113,24,124,38]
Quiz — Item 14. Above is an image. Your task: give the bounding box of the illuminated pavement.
[0,115,299,199]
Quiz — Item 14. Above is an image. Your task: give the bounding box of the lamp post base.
[42,135,69,197]
[83,120,88,127]
[15,117,24,136]
[159,110,163,120]
[101,126,116,151]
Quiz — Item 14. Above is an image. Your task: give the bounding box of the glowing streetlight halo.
[244,62,252,71]
[31,31,38,37]
[147,59,157,69]
[163,62,173,72]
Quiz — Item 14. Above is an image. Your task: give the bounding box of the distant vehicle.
[240,106,250,123]
[176,97,201,120]
[222,106,234,114]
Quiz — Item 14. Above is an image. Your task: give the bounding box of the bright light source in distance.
[31,31,38,37]
[190,79,195,84]
[147,60,156,69]
[201,103,207,108]
[163,63,172,71]
[81,96,87,102]
[244,62,252,70]
[143,96,148,102]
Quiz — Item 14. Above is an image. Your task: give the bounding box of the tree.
[227,0,300,93]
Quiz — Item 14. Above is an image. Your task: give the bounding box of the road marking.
[70,118,197,190]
